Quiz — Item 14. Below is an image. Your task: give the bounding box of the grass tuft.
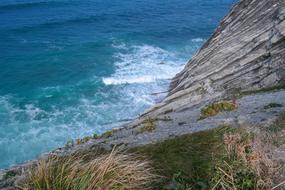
[21,149,157,190]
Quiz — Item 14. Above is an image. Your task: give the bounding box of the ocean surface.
[0,0,236,169]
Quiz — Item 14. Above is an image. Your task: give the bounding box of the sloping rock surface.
[140,0,285,119]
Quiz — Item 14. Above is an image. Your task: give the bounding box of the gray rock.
[138,0,285,120]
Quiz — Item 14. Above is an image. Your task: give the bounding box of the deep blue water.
[0,0,236,168]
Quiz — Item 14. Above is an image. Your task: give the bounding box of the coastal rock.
[139,0,285,119]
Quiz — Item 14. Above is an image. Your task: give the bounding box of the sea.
[0,0,236,168]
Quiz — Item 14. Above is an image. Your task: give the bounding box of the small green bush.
[200,101,236,119]
[76,136,92,145]
[93,133,99,139]
[101,130,113,138]
[139,118,156,133]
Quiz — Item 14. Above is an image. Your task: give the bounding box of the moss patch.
[200,101,236,119]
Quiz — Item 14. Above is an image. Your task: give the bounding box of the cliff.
[1,0,285,189]
[140,0,285,119]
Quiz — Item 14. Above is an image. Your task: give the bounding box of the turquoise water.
[0,0,236,168]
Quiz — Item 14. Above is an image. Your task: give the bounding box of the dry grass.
[20,149,157,190]
[212,127,280,190]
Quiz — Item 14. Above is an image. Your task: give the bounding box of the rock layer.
[140,0,285,119]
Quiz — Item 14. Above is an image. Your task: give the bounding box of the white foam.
[103,75,173,85]
[191,38,204,42]
[103,44,185,86]
[111,42,127,50]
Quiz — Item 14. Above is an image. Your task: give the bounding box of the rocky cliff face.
[140,0,285,119]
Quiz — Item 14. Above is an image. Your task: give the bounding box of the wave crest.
[103,44,185,86]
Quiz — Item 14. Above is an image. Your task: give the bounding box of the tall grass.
[20,149,157,190]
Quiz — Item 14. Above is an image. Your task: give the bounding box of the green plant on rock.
[140,118,156,133]
[101,130,113,138]
[93,133,99,139]
[200,101,236,119]
[76,136,92,145]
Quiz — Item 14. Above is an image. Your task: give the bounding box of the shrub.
[21,149,157,190]
[101,130,113,138]
[139,118,156,133]
[76,136,92,145]
[200,101,236,119]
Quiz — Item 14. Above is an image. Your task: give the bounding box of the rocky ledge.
[1,0,285,189]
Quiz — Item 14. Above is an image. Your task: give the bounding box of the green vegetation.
[16,122,285,190]
[17,113,285,190]
[264,103,283,109]
[139,118,156,133]
[68,130,113,147]
[101,130,114,138]
[21,150,156,190]
[132,126,232,189]
[93,133,99,139]
[132,122,283,190]
[76,136,92,145]
[210,131,260,190]
[200,101,236,119]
